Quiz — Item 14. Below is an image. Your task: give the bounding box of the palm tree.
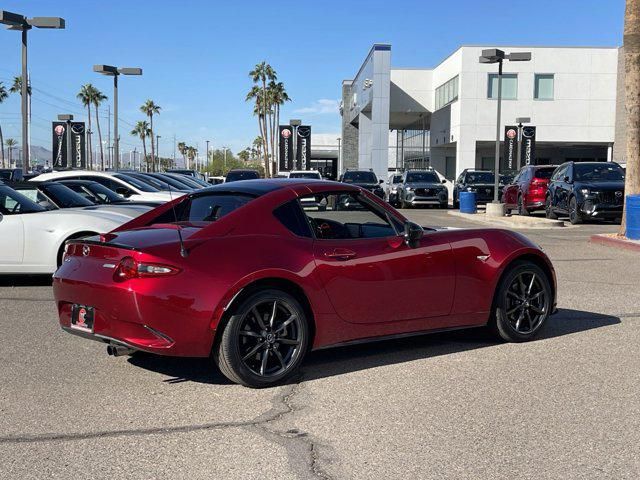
[131,121,151,171]
[5,139,17,167]
[621,0,640,235]
[77,84,95,170]
[268,81,290,172]
[140,100,161,172]
[249,62,276,176]
[0,82,8,168]
[186,146,197,169]
[177,142,187,168]
[91,87,108,170]
[9,76,31,96]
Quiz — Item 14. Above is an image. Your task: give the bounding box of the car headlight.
[405,187,413,192]
[580,188,590,195]
[466,186,473,192]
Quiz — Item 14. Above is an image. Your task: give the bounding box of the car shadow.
[0,274,53,287]
[127,308,620,386]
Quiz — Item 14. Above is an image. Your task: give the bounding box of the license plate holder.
[71,305,95,333]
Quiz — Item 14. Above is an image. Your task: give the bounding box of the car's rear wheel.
[545,196,557,219]
[491,261,552,342]
[517,194,529,216]
[569,197,582,225]
[215,289,309,388]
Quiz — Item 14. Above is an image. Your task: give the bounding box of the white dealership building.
[340,44,622,181]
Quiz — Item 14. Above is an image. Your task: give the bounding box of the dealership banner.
[279,125,293,171]
[521,126,537,166]
[70,122,87,168]
[502,126,518,172]
[52,122,69,168]
[295,125,311,170]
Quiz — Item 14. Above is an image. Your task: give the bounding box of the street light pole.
[493,57,503,203]
[156,135,161,170]
[206,140,210,170]
[1,11,65,173]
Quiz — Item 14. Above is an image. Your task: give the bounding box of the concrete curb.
[447,210,566,229]
[590,233,640,252]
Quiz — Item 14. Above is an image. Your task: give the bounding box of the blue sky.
[0,0,625,158]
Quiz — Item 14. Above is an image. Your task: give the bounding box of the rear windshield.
[406,172,439,183]
[289,172,321,179]
[465,171,495,183]
[114,173,160,192]
[574,163,625,182]
[342,171,377,184]
[533,168,555,180]
[153,193,255,224]
[226,171,260,182]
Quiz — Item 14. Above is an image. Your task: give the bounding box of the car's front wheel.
[569,197,583,225]
[545,196,557,219]
[517,194,529,216]
[491,261,552,342]
[215,289,309,388]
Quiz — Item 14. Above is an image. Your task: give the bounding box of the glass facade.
[534,74,554,100]
[396,118,430,170]
[435,75,459,110]
[487,73,518,100]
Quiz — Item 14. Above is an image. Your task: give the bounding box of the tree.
[0,82,7,168]
[268,80,290,173]
[9,76,31,96]
[621,0,640,235]
[5,138,17,167]
[248,62,277,177]
[131,121,151,171]
[186,146,197,170]
[177,142,187,168]
[77,84,95,170]
[91,87,108,170]
[140,100,161,172]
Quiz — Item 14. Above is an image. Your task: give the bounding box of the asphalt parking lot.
[1,211,639,480]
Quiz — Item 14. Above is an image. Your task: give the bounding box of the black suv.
[339,169,384,198]
[453,169,505,208]
[545,161,625,224]
[396,169,448,208]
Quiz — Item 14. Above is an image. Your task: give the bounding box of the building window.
[487,74,517,100]
[534,74,554,100]
[435,75,459,110]
[445,157,456,180]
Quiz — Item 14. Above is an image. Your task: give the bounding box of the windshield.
[164,174,202,188]
[127,173,170,189]
[66,182,124,204]
[114,173,160,192]
[391,175,402,184]
[342,171,377,184]
[41,183,95,207]
[574,163,625,182]
[152,193,254,224]
[289,172,321,179]
[226,170,260,182]
[465,171,495,183]
[0,185,46,215]
[406,172,439,183]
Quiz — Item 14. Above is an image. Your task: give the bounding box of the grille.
[596,191,623,205]
[415,188,433,196]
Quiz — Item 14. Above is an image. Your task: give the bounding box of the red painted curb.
[590,234,640,252]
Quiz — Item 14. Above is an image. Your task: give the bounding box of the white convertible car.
[0,184,134,274]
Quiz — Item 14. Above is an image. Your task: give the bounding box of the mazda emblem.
[615,191,622,197]
[82,245,90,256]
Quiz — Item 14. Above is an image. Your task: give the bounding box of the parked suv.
[453,169,505,208]
[225,169,261,182]
[396,169,448,208]
[502,165,557,215]
[339,169,384,198]
[545,161,625,224]
[385,173,403,206]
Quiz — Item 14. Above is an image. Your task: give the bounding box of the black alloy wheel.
[492,262,552,342]
[517,194,529,216]
[215,289,308,387]
[545,196,557,219]
[569,197,583,225]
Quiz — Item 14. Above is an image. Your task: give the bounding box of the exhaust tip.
[106,344,136,357]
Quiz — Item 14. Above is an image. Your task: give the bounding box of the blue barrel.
[626,194,640,240]
[459,191,477,214]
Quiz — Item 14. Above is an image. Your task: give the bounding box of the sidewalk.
[590,233,640,252]
[447,210,566,229]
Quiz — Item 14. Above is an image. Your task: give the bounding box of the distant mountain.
[30,145,52,165]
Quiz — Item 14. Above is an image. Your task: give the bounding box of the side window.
[566,164,574,181]
[551,165,565,182]
[273,201,312,238]
[298,192,400,240]
[456,173,464,184]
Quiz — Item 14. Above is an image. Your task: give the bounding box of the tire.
[401,198,410,209]
[517,195,529,216]
[569,197,582,225]
[214,289,309,388]
[545,196,558,219]
[490,261,552,342]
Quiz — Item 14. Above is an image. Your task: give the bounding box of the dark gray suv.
[397,169,448,208]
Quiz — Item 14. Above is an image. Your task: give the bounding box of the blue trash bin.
[459,191,477,214]
[626,194,640,240]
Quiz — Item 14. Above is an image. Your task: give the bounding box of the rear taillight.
[114,256,179,281]
[531,178,548,187]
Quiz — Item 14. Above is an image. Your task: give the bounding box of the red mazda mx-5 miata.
[54,179,556,387]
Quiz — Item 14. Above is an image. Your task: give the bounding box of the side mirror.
[379,179,384,184]
[563,176,571,183]
[403,221,424,248]
[441,179,447,184]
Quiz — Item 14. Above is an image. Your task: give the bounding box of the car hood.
[576,181,625,191]
[31,207,128,225]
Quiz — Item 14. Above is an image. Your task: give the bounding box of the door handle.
[324,248,356,260]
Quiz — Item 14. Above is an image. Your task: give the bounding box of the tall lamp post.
[206,140,210,170]
[479,49,531,212]
[1,11,65,173]
[156,135,161,170]
[515,117,531,170]
[93,65,142,171]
